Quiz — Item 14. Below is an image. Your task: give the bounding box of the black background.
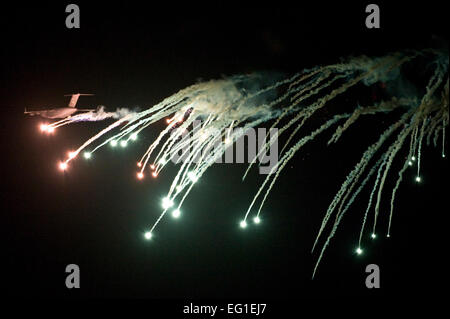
[0,0,448,310]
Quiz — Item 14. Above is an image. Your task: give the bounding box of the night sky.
[1,0,448,308]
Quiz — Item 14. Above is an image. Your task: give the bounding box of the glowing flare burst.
[68,151,77,159]
[38,50,448,276]
[187,171,198,183]
[162,197,173,210]
[40,124,48,132]
[144,232,152,240]
[40,123,55,133]
[172,209,181,218]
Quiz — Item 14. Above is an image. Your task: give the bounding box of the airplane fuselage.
[26,107,79,119]
[25,93,95,119]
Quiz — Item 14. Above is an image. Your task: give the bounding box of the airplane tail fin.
[64,93,94,108]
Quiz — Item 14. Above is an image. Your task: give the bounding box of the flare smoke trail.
[47,106,137,128]
[38,49,448,276]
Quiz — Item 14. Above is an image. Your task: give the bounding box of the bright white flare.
[162,197,173,210]
[254,216,261,224]
[356,247,363,255]
[144,232,152,240]
[172,209,181,218]
[240,220,247,228]
[40,124,48,132]
[187,171,198,183]
[68,151,77,159]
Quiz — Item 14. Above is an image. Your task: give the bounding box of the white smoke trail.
[36,50,448,276]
